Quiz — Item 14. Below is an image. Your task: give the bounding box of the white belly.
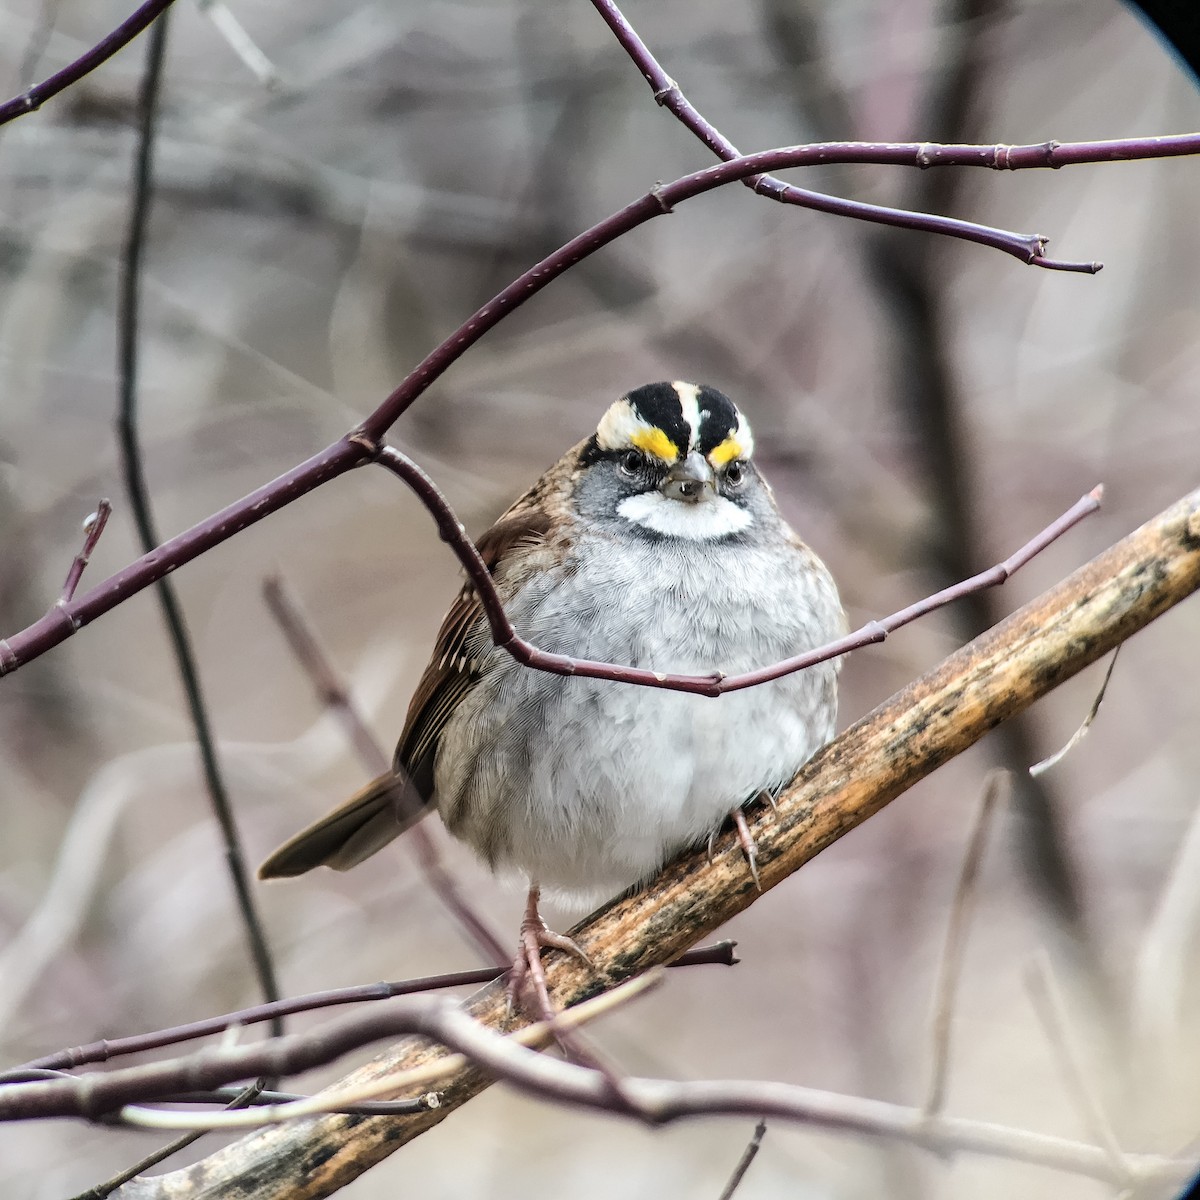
[435,534,843,904]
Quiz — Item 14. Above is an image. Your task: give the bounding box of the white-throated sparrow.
[260,382,845,1015]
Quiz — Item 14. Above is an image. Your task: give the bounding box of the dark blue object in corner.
[1125,1,1200,86]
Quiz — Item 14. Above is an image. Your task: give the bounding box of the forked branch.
[1,131,1197,679]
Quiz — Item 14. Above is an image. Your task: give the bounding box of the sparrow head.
[575,382,769,541]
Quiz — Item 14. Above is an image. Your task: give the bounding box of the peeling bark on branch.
[117,487,1200,1199]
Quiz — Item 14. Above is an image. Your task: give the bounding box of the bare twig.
[59,500,112,605]
[588,0,1094,271]
[1029,649,1121,777]
[121,1084,1189,1187]
[2,978,657,1122]
[3,133,1199,677]
[373,444,1100,695]
[0,0,178,126]
[49,996,1178,1190]
[716,1119,768,1200]
[261,575,507,964]
[4,983,1184,1191]
[107,487,1200,1197]
[923,770,1007,1116]
[117,13,281,1026]
[20,942,736,1072]
[123,974,659,1130]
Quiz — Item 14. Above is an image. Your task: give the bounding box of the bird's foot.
[757,786,780,815]
[506,886,593,1023]
[731,807,762,890]
[707,792,777,887]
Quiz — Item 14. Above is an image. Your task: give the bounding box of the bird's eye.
[724,460,746,489]
[618,448,644,478]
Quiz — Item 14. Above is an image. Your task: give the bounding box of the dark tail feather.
[258,772,431,878]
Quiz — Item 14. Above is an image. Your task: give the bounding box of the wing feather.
[258,503,554,877]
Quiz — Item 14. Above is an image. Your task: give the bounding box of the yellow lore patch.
[708,436,743,467]
[630,426,680,463]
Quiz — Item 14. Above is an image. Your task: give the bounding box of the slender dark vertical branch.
[114,13,282,1026]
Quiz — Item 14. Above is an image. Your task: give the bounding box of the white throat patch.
[617,492,753,540]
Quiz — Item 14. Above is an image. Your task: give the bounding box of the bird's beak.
[661,452,716,504]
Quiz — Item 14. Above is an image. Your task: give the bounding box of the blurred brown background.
[1,0,1199,1195]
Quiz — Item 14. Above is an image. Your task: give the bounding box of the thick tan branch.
[118,487,1200,1199]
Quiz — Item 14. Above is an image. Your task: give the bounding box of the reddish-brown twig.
[6,129,1198,676]
[1,986,642,1123]
[374,444,1101,695]
[3,992,1187,1189]
[588,0,1094,272]
[0,0,177,127]
[18,942,736,1073]
[59,500,112,605]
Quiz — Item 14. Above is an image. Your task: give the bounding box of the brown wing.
[394,506,552,790]
[258,505,552,879]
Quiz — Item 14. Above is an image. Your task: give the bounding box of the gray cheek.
[573,462,634,523]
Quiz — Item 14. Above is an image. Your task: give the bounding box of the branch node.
[652,76,679,106]
[348,431,383,459]
[650,183,674,213]
[51,599,84,632]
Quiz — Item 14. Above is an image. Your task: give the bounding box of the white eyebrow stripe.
[672,381,702,451]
